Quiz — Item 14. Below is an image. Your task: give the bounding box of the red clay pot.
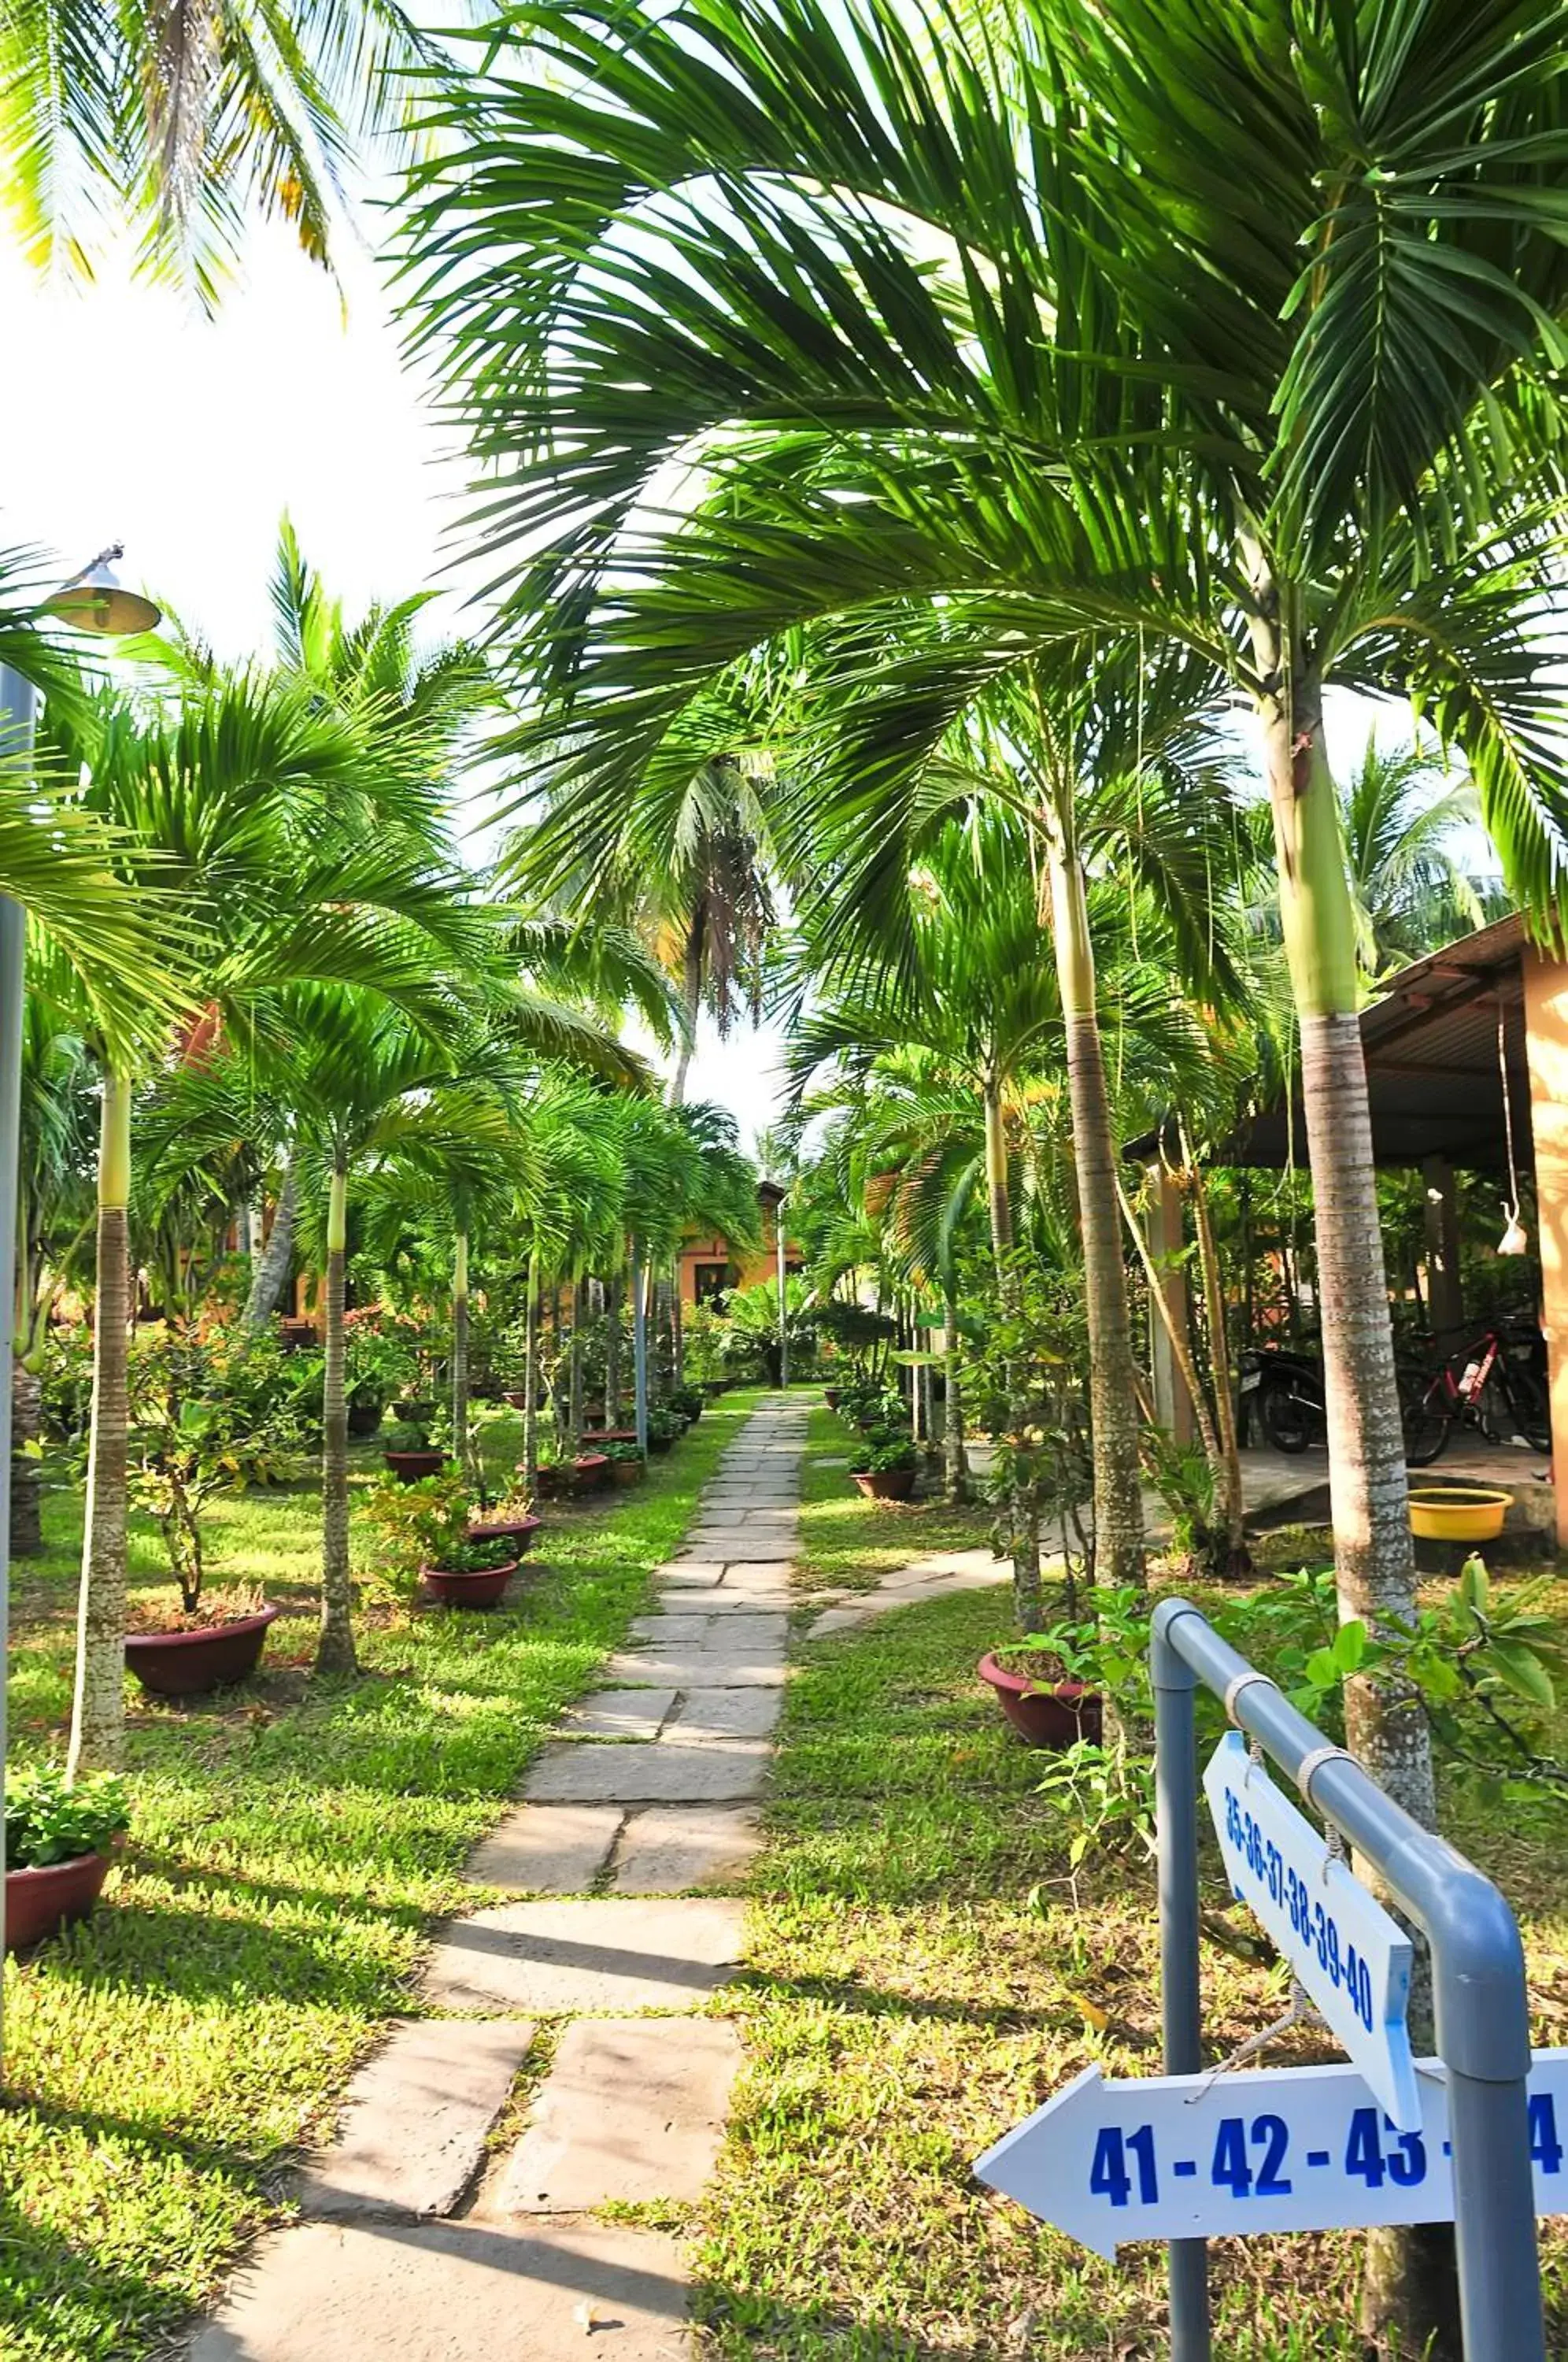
[609,1457,645,1488]
[852,1467,915,1501]
[503,1390,528,1411]
[976,1653,1102,1749]
[6,1848,115,1952]
[572,1451,612,1493]
[586,1427,639,1445]
[384,1449,446,1484]
[823,1387,841,1409]
[468,1516,542,1555]
[423,1558,518,1609]
[124,1606,282,1698]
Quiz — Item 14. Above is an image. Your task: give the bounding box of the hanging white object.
[1500,1209,1530,1257]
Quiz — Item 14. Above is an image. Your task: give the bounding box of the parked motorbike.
[1238,1344,1326,1455]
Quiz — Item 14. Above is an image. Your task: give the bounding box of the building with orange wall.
[678,1179,804,1305]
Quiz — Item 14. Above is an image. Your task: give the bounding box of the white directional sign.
[1202,1731,1418,2127]
[975,2053,1568,2256]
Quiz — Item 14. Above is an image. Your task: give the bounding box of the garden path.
[186,1394,808,2362]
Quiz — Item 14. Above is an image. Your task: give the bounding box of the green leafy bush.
[128,1331,305,1616]
[7,1762,129,1869]
[854,1432,917,1475]
[360,1472,512,1580]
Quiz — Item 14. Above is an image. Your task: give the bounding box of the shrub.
[7,1763,129,1869]
[360,1472,512,1580]
[128,1331,305,1617]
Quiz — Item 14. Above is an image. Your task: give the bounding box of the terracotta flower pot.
[610,1457,644,1488]
[503,1391,528,1411]
[572,1451,612,1493]
[6,1847,115,1952]
[423,1558,518,1609]
[852,1467,915,1501]
[468,1516,542,1555]
[384,1449,446,1484]
[823,1387,841,1409]
[125,1605,282,1698]
[646,1432,675,1457]
[587,1427,639,1445]
[977,1653,1102,1749]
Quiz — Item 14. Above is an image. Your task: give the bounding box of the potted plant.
[603,1438,645,1488]
[124,1335,298,1697]
[361,1472,521,1609]
[572,1448,612,1492]
[6,1763,129,1952]
[470,1480,543,1556]
[383,1415,445,1484]
[645,1405,681,1456]
[850,1431,918,1501]
[975,1579,1151,1753]
[669,1384,703,1427]
[345,1324,415,1439]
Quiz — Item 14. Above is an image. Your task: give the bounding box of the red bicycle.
[1399,1322,1551,1468]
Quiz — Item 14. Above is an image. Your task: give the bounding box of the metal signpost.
[974,1598,1548,2362]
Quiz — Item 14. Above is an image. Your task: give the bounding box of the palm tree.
[242,524,494,1330]
[1338,736,1500,985]
[407,18,1568,2214]
[0,0,468,294]
[54,662,489,1771]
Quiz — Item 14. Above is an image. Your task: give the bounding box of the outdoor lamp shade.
[46,559,160,638]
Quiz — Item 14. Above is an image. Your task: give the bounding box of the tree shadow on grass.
[0,2168,231,2362]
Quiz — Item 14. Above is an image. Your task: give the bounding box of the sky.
[0,217,792,1147]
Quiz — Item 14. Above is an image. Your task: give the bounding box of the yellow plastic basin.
[1408,1487,1511,1543]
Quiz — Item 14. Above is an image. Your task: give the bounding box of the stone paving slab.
[803,1548,1007,1640]
[679,1586,792,1613]
[656,1559,726,1586]
[712,1560,795,1589]
[423,1897,746,2013]
[629,1612,715,1646]
[603,1647,787,1689]
[612,1807,764,1894]
[464,1803,623,1894]
[662,1687,782,1742]
[496,2019,742,2212]
[523,1738,770,1804]
[187,2218,689,2361]
[298,2019,536,2223]
[685,1535,797,1564]
[565,1688,677,1738]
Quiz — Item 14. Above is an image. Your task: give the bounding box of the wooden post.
[1422,1155,1463,1338]
[1148,1164,1195,1446]
[1522,953,1568,1547]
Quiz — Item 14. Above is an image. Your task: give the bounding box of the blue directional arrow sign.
[1202,1730,1419,2127]
[975,2054,1568,2256]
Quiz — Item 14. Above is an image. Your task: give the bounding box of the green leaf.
[1486,1638,1556,1712]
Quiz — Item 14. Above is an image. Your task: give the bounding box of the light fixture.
[1496,1005,1529,1254]
[44,543,161,638]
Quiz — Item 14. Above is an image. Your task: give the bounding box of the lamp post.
[0,546,158,2024]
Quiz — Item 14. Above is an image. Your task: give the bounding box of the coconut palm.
[0,0,469,295]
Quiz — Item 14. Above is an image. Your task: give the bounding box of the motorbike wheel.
[1259,1381,1315,1456]
[1401,1379,1451,1468]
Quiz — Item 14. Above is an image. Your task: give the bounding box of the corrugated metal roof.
[1162,915,1533,1171]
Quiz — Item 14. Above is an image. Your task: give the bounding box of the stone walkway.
[189,1395,808,2362]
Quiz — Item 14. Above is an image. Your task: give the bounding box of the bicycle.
[1399,1321,1551,1468]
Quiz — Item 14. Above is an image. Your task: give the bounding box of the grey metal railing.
[1152,1596,1544,2362]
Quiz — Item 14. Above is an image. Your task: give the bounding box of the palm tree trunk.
[942,1287,967,1504]
[605,1272,623,1425]
[1116,1173,1224,1470]
[452,1227,471,1483]
[242,1160,297,1330]
[523,1249,540,1490]
[568,1275,584,1449]
[67,1069,131,1778]
[1044,841,1146,1600]
[983,1076,1041,1627]
[669,901,705,1107]
[671,1268,686,1387]
[1252,635,1449,2357]
[316,1164,357,1677]
[1182,1142,1248,1575]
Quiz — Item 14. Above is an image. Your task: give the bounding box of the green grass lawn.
[690,1405,1568,2360]
[2,1388,766,2362]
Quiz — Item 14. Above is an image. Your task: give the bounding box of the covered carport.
[1195,913,1568,1545]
